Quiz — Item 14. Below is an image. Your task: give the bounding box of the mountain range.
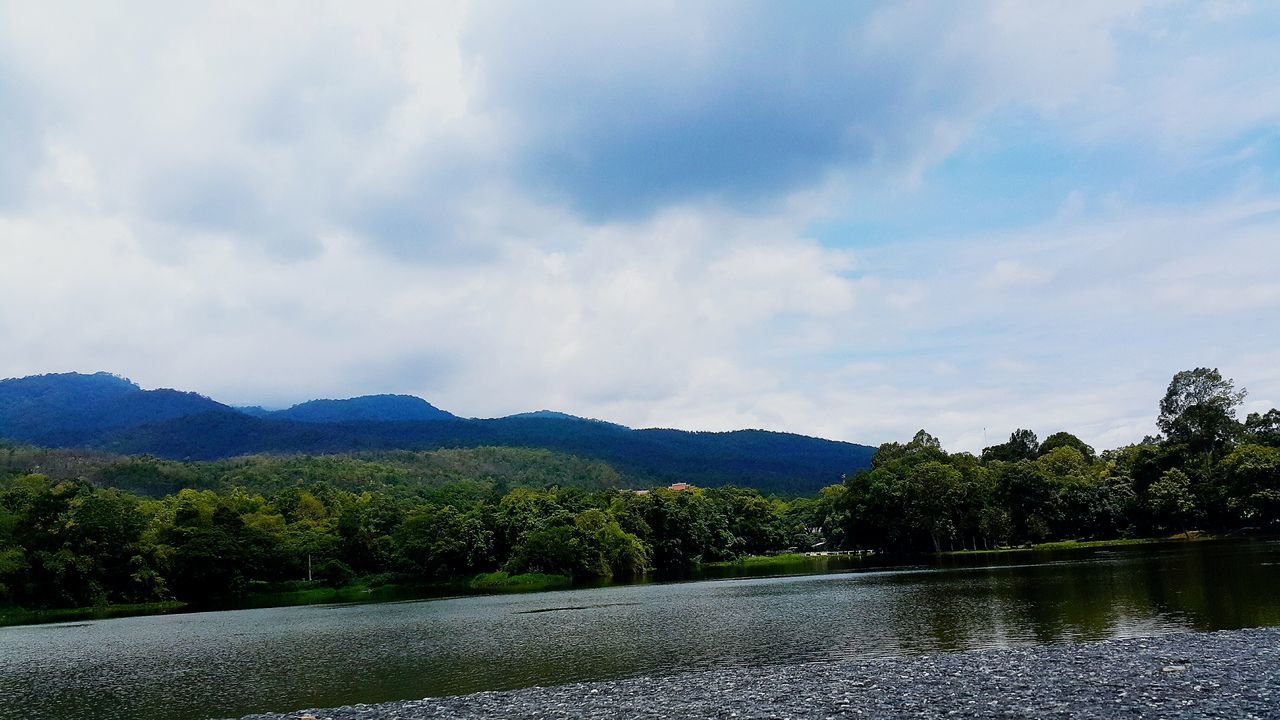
[0,372,875,494]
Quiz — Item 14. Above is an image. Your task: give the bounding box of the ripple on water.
[3,540,1280,720]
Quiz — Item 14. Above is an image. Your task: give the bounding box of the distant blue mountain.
[268,394,456,423]
[502,410,627,428]
[0,372,231,445]
[0,372,876,494]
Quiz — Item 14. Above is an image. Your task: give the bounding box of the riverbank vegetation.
[813,369,1279,554]
[0,465,802,615]
[1,368,1277,620]
[469,571,572,592]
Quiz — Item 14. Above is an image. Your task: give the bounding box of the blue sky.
[1,1,1278,451]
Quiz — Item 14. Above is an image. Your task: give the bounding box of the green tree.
[161,504,273,600]
[982,429,1040,462]
[903,461,963,552]
[0,503,27,602]
[573,508,649,577]
[505,524,592,578]
[1244,409,1280,447]
[1039,432,1096,461]
[1219,445,1280,526]
[1158,368,1247,452]
[1147,468,1196,536]
[995,461,1056,543]
[394,505,493,578]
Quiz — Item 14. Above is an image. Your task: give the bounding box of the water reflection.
[2,539,1278,720]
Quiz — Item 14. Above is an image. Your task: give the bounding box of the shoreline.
[706,533,1217,569]
[0,535,1243,628]
[239,627,1280,719]
[0,571,570,628]
[939,533,1217,556]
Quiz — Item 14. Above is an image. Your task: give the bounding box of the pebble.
[239,628,1280,720]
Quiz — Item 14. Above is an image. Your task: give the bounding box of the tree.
[394,505,493,578]
[1039,432,1095,461]
[1148,468,1196,537]
[1158,368,1246,452]
[982,429,1040,462]
[505,525,592,579]
[162,504,272,600]
[911,430,942,450]
[870,430,946,469]
[995,461,1056,543]
[903,461,963,552]
[572,508,649,577]
[1244,409,1280,447]
[1219,445,1280,526]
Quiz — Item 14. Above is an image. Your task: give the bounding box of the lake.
[4,539,1279,720]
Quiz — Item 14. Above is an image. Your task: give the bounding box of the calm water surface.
[3,539,1279,720]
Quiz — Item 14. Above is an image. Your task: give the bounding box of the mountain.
[0,372,231,446]
[269,394,456,423]
[0,372,875,494]
[502,410,626,428]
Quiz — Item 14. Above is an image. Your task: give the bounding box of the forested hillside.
[1,368,1277,615]
[0,373,875,494]
[0,372,229,446]
[0,444,632,499]
[265,395,457,423]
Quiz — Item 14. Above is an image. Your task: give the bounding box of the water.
[3,539,1279,720]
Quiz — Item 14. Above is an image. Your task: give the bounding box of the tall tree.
[1244,409,1280,447]
[1158,368,1246,452]
[982,429,1040,462]
[1147,468,1196,537]
[1039,431,1095,461]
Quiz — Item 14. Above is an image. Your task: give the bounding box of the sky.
[1,1,1279,452]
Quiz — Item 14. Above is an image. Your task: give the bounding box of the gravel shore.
[241,627,1280,719]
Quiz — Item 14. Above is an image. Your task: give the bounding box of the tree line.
[803,368,1280,553]
[0,476,805,609]
[1,367,1277,611]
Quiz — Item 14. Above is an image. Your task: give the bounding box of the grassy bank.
[0,584,436,627]
[0,600,186,627]
[699,553,875,577]
[943,533,1214,556]
[708,535,1218,569]
[1,572,574,627]
[228,580,439,609]
[468,571,571,592]
[704,553,814,568]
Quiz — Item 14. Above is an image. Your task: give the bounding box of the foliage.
[1039,432,1096,461]
[0,471,804,610]
[1147,468,1196,533]
[468,572,571,592]
[1,367,1278,615]
[824,369,1279,553]
[1244,410,1280,447]
[982,429,1040,462]
[1158,368,1247,452]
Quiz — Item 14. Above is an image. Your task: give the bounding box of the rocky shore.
[241,627,1280,719]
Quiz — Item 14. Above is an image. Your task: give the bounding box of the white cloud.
[0,1,1277,459]
[4,193,1277,454]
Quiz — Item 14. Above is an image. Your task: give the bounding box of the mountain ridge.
[0,372,875,494]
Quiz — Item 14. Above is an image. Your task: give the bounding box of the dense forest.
[1,368,1277,612]
[820,368,1280,553]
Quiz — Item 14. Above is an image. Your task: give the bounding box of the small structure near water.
[631,482,693,495]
